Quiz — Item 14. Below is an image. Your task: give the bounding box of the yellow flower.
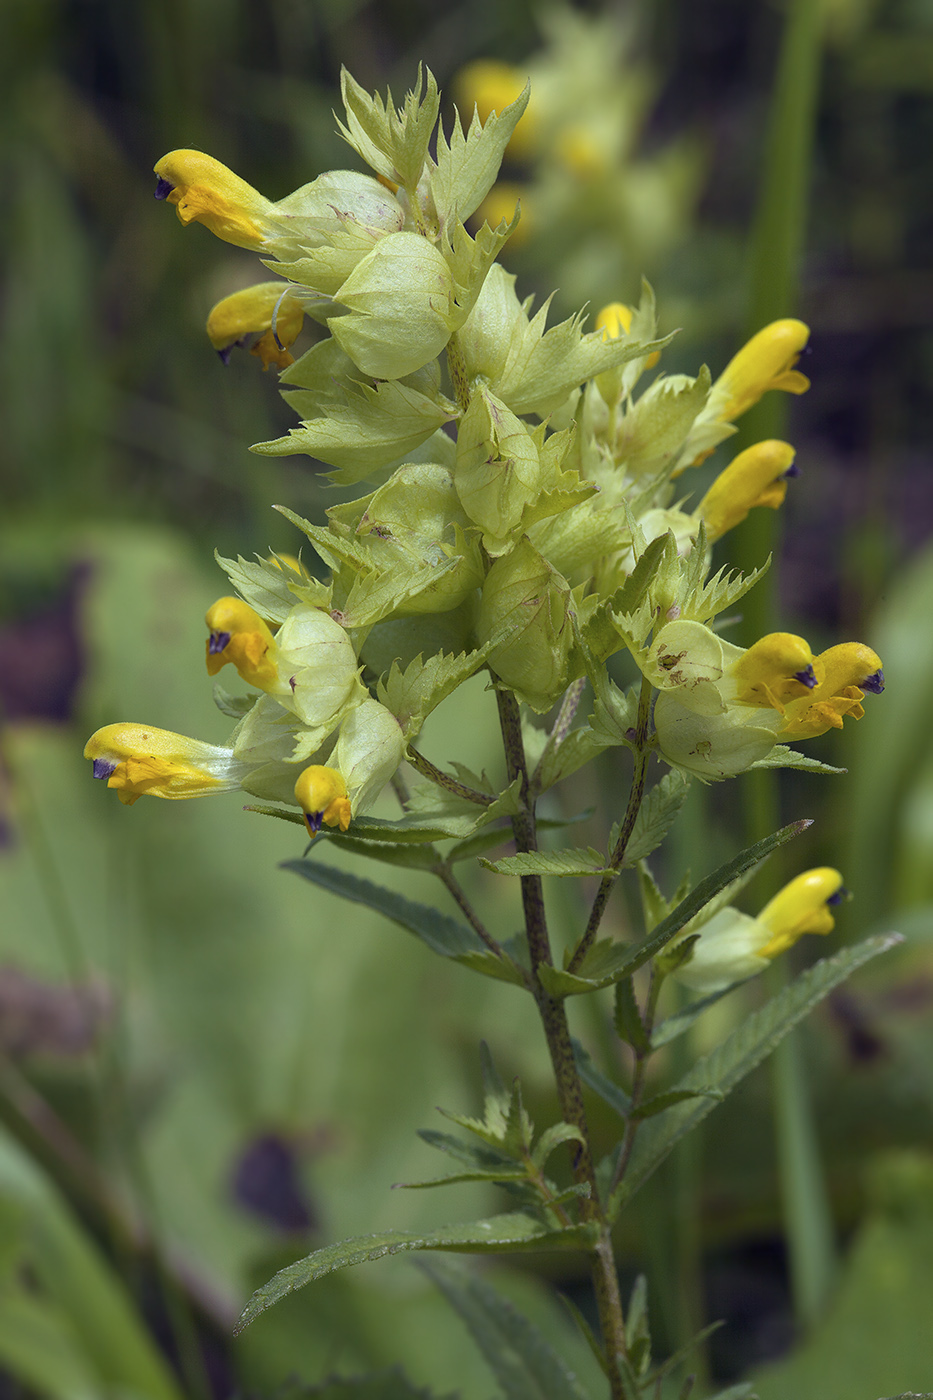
[756,868,846,958]
[780,643,884,740]
[85,724,246,805]
[205,597,278,688]
[206,283,305,371]
[294,765,352,837]
[673,867,846,991]
[595,301,660,368]
[731,631,821,713]
[697,440,798,541]
[153,150,276,250]
[710,318,810,423]
[453,61,536,159]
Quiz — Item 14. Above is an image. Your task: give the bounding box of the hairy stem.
[406,744,496,806]
[434,864,514,966]
[495,686,630,1394]
[568,676,653,974]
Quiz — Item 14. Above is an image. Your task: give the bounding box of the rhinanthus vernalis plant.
[85,67,897,1400]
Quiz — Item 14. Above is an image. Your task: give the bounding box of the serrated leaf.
[531,1123,586,1172]
[650,984,743,1049]
[625,1274,651,1374]
[750,744,845,775]
[572,1040,632,1121]
[399,1166,528,1190]
[315,831,442,870]
[637,863,673,933]
[215,551,331,622]
[282,856,483,959]
[630,1087,723,1121]
[430,86,530,227]
[480,848,611,878]
[212,682,256,719]
[611,933,902,1214]
[614,771,692,866]
[234,1214,600,1333]
[257,379,451,481]
[536,821,812,997]
[378,648,487,739]
[417,1129,515,1174]
[613,977,649,1051]
[419,1257,590,1400]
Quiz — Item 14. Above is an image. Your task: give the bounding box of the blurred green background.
[2,2,933,1398]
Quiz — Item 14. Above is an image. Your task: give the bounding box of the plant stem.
[434,864,512,966]
[446,332,471,414]
[568,676,653,974]
[610,969,663,1195]
[406,744,496,806]
[495,686,630,1396]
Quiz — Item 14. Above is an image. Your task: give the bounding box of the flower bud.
[334,698,406,813]
[328,231,456,379]
[85,724,248,805]
[153,150,277,249]
[477,539,574,711]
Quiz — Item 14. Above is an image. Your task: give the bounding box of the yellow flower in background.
[710,318,810,423]
[697,440,798,541]
[673,867,847,991]
[294,765,352,837]
[474,183,528,245]
[205,597,279,688]
[453,60,536,159]
[154,149,277,249]
[206,283,305,371]
[85,724,247,805]
[595,301,660,368]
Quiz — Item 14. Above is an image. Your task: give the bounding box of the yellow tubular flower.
[697,440,798,541]
[712,318,811,422]
[85,724,245,805]
[206,283,305,371]
[596,301,660,368]
[780,642,884,740]
[153,150,277,250]
[453,60,536,159]
[757,868,846,959]
[294,765,352,837]
[731,632,822,713]
[205,597,278,688]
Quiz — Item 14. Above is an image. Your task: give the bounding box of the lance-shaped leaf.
[429,85,530,226]
[255,378,451,481]
[750,745,845,775]
[572,1039,632,1121]
[419,1257,590,1400]
[610,932,902,1215]
[234,1214,600,1333]
[480,848,611,878]
[609,771,692,867]
[537,820,811,997]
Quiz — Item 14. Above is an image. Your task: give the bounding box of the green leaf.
[234,1215,600,1333]
[650,984,743,1049]
[613,771,692,866]
[571,1040,632,1121]
[611,933,902,1214]
[293,1367,449,1400]
[480,848,611,878]
[629,1087,723,1121]
[417,1129,516,1175]
[316,832,443,870]
[537,820,812,997]
[750,744,845,775]
[531,1123,586,1172]
[430,85,530,226]
[613,978,649,1051]
[378,648,488,740]
[418,1257,590,1400]
[624,1274,651,1376]
[282,857,483,960]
